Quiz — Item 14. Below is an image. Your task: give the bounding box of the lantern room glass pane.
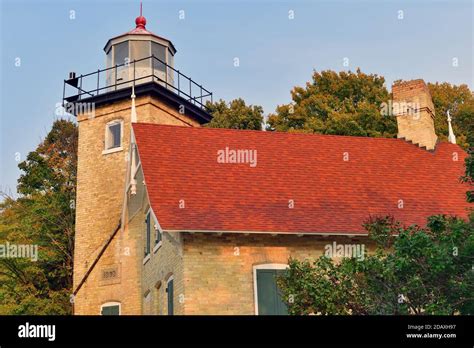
[130,40,150,68]
[106,48,113,86]
[167,50,174,86]
[114,41,129,66]
[106,48,112,68]
[152,43,166,73]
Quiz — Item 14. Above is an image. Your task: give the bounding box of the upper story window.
[154,218,162,247]
[145,209,163,256]
[145,211,151,257]
[104,120,123,154]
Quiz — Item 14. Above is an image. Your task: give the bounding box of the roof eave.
[163,229,369,237]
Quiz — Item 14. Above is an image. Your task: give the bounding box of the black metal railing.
[63,55,213,110]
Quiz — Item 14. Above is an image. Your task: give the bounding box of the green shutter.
[256,269,288,315]
[101,305,120,315]
[167,279,174,315]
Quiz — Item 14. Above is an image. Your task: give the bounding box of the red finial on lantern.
[135,2,147,29]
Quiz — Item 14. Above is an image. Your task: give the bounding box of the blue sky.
[0,0,472,195]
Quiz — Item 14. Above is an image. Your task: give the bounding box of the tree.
[428,82,474,150]
[266,69,397,137]
[266,69,474,147]
[205,98,264,130]
[0,119,77,314]
[278,215,474,315]
[464,150,474,203]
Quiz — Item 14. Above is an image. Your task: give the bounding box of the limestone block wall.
[181,233,374,315]
[73,95,199,315]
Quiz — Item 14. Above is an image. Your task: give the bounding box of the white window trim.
[102,146,123,155]
[145,207,163,254]
[131,156,142,182]
[144,207,164,260]
[143,253,151,265]
[100,301,121,315]
[103,119,124,154]
[153,239,163,254]
[253,263,288,315]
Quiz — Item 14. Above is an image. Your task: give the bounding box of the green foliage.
[363,215,401,249]
[0,119,77,315]
[278,215,474,315]
[205,98,264,130]
[428,82,474,150]
[266,69,396,137]
[266,70,473,149]
[464,152,474,203]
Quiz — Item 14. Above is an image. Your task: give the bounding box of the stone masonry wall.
[392,79,438,150]
[181,233,374,315]
[73,95,198,314]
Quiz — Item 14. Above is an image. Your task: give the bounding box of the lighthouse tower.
[67,8,212,314]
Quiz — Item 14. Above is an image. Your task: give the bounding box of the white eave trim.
[162,229,368,237]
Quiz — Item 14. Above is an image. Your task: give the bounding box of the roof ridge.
[132,123,461,147]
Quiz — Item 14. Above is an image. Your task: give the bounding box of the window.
[145,211,151,257]
[114,41,129,67]
[104,120,122,152]
[130,40,150,69]
[144,209,162,253]
[152,43,166,74]
[154,220,162,247]
[100,302,121,315]
[253,264,288,315]
[167,51,174,86]
[106,47,112,68]
[166,277,174,315]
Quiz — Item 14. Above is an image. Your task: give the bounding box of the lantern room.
[62,6,213,115]
[103,9,176,88]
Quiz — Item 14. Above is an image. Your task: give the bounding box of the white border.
[253,263,288,315]
[164,229,368,237]
[100,301,121,315]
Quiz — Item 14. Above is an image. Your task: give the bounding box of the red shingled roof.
[132,123,471,234]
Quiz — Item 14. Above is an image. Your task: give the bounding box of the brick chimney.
[392,79,438,150]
